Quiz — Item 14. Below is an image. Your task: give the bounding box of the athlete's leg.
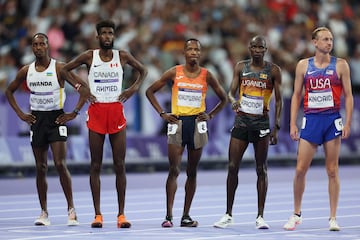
[89,130,105,215]
[166,144,184,218]
[323,137,341,218]
[226,137,248,215]
[293,139,317,215]
[109,130,127,216]
[182,147,202,217]
[253,136,269,218]
[50,141,74,210]
[33,145,49,212]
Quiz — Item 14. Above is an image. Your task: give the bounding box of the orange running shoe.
[117,215,131,228]
[91,215,103,228]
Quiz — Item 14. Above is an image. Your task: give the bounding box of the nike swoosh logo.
[335,132,341,136]
[94,64,102,67]
[307,70,318,74]
[242,72,253,76]
[118,123,126,129]
[176,76,184,79]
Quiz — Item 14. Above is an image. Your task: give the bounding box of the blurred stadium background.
[1,0,359,176]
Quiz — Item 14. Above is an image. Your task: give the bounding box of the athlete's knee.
[326,166,338,179]
[256,165,267,177]
[113,160,125,175]
[168,165,180,178]
[228,161,239,176]
[186,168,197,179]
[36,162,48,175]
[90,161,102,174]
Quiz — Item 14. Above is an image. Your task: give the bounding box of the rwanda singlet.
[303,56,342,114]
[27,58,65,111]
[26,59,67,146]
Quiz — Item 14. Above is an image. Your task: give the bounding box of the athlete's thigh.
[228,136,249,166]
[168,144,184,167]
[323,137,341,171]
[109,129,126,161]
[296,139,317,171]
[253,136,269,166]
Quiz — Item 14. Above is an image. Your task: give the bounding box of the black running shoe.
[180,215,198,227]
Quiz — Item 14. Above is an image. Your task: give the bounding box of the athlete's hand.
[88,94,97,103]
[55,113,75,125]
[231,101,241,114]
[118,89,134,103]
[290,125,299,141]
[197,112,210,121]
[342,124,351,139]
[161,113,178,123]
[269,128,278,145]
[19,112,36,125]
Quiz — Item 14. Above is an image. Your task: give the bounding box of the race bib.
[167,123,178,135]
[59,126,68,137]
[177,90,202,108]
[240,94,264,115]
[197,121,207,134]
[308,90,334,108]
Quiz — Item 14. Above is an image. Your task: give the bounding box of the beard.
[100,41,114,49]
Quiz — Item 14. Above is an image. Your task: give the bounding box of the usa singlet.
[27,58,65,111]
[88,49,123,103]
[238,60,274,115]
[303,56,342,114]
[171,65,208,116]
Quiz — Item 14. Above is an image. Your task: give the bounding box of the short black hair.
[32,33,48,43]
[96,20,115,35]
[184,38,201,49]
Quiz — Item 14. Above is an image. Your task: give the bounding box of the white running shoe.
[67,208,79,226]
[213,214,234,228]
[256,216,269,229]
[283,214,302,230]
[329,217,340,231]
[34,210,50,226]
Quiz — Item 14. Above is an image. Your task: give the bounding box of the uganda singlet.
[303,56,342,114]
[171,65,208,116]
[88,49,123,103]
[238,60,274,115]
[27,58,65,111]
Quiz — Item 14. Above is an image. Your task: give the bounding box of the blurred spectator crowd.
[1,0,360,96]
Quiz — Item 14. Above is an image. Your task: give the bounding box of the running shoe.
[256,216,269,229]
[180,215,198,227]
[67,208,79,226]
[91,214,103,228]
[161,216,173,228]
[213,214,234,228]
[34,210,50,226]
[117,214,131,228]
[329,217,340,231]
[283,214,302,230]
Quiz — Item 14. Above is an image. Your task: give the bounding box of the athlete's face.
[32,36,49,58]
[97,27,114,50]
[249,38,267,60]
[313,30,333,54]
[184,40,201,66]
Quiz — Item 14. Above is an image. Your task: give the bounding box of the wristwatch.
[73,108,80,115]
